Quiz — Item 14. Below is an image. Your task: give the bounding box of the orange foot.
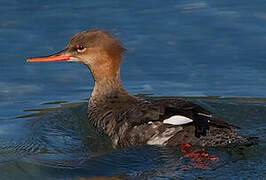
[181,144,222,170]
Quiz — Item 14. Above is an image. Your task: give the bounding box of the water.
[0,0,266,179]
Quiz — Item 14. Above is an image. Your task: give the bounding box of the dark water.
[0,0,266,179]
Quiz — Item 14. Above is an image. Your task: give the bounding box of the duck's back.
[88,95,255,148]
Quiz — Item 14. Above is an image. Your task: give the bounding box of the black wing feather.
[154,98,212,137]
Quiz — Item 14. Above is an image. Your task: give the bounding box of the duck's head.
[27,30,125,82]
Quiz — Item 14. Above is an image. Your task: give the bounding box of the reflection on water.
[0,97,265,179]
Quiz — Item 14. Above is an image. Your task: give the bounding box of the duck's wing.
[123,98,208,137]
[152,98,233,138]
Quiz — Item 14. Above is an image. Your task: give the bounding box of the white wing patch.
[163,115,193,125]
[198,112,212,118]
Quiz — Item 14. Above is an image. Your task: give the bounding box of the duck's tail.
[200,118,258,147]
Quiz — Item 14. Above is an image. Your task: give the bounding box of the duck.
[27,30,255,148]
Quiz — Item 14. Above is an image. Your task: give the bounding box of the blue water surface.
[0,0,266,179]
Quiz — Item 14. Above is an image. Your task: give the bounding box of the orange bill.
[27,55,71,63]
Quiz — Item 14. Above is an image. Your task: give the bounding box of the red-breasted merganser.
[27,30,255,148]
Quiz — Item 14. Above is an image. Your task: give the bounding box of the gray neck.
[90,72,128,102]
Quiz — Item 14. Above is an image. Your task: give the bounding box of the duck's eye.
[76,45,86,52]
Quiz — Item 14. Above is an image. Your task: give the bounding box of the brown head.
[27,30,125,83]
[27,30,126,97]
